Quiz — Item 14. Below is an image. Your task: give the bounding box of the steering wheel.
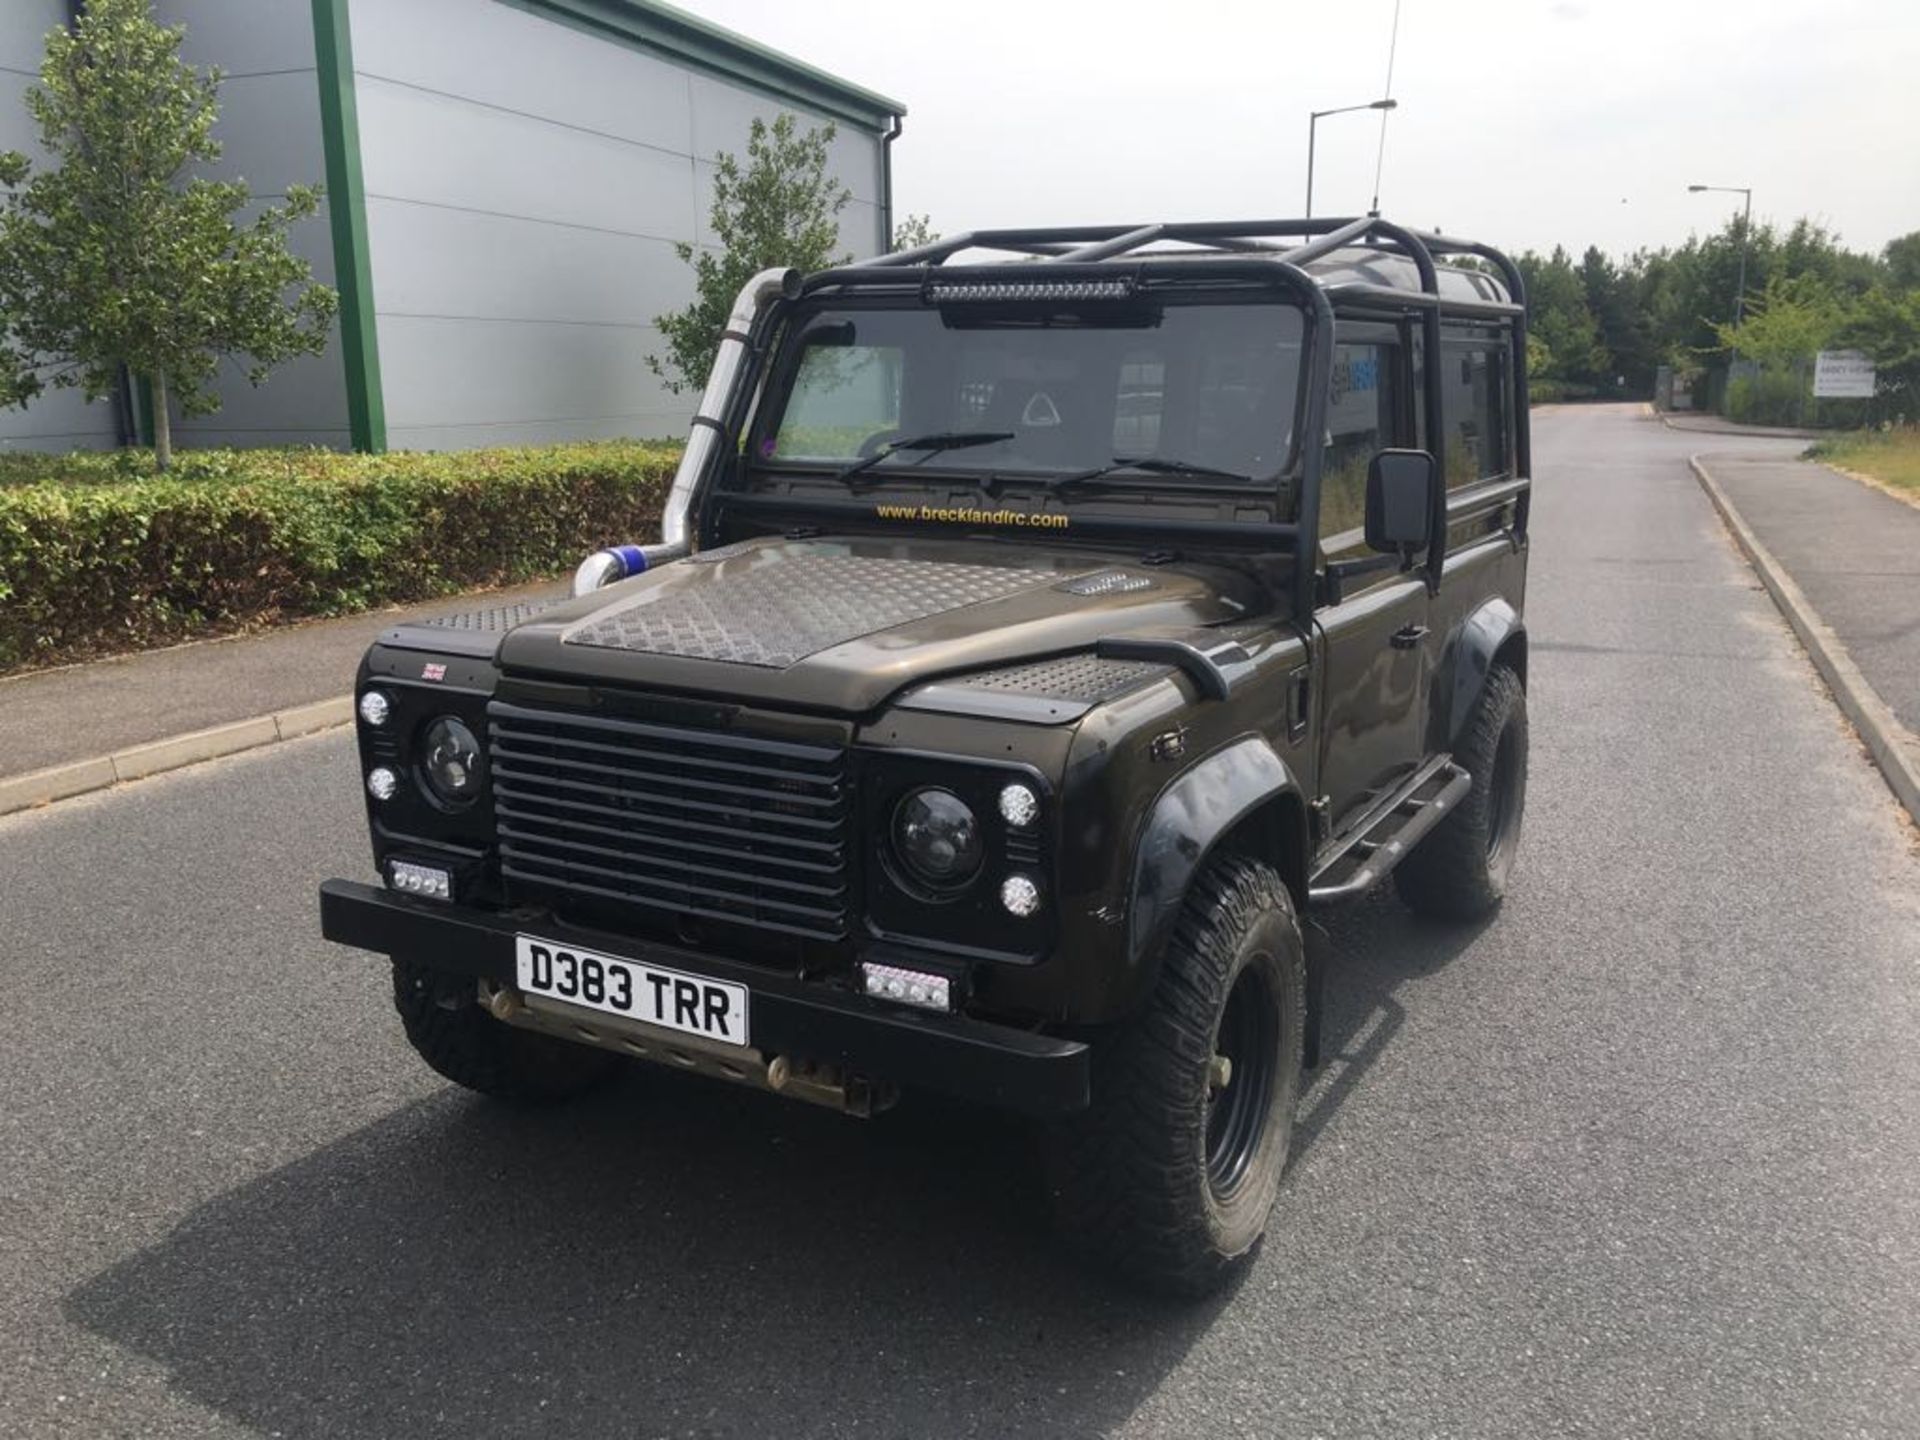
[856,429,906,460]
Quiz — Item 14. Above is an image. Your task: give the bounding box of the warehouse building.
[0,0,904,452]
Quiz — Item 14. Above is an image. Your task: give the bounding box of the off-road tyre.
[1394,662,1527,921]
[393,960,617,1103]
[1048,854,1306,1297]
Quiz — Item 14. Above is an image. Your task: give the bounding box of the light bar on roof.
[927,279,1135,303]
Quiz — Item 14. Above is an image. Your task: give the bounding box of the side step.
[1307,755,1473,903]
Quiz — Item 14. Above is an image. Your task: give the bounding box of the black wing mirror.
[1364,448,1437,557]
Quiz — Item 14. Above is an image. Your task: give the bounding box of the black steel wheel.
[1206,961,1281,1201]
[1394,662,1528,920]
[1048,853,1305,1297]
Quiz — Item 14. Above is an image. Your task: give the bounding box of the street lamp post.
[1307,99,1397,218]
[1688,183,1754,344]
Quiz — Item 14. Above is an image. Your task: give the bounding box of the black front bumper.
[319,879,1090,1117]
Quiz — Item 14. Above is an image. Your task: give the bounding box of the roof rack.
[860,214,1527,310]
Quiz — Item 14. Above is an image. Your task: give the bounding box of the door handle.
[1390,624,1429,649]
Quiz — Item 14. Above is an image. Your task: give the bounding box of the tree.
[1882,231,1920,292]
[0,0,336,468]
[892,213,939,252]
[649,113,850,394]
[1842,285,1920,413]
[1518,245,1606,388]
[1712,272,1848,368]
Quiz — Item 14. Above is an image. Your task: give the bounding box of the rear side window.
[1438,334,1512,489]
[1112,353,1166,454]
[1319,341,1398,539]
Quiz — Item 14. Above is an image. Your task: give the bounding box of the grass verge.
[1805,429,1920,497]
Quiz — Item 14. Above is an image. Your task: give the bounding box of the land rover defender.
[319,216,1533,1295]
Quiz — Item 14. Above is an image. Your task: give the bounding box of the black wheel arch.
[1435,597,1526,749]
[1125,735,1310,982]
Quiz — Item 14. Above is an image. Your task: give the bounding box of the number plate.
[514,935,750,1048]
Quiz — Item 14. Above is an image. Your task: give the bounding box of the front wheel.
[1394,662,1528,920]
[393,959,617,1103]
[1047,854,1305,1297]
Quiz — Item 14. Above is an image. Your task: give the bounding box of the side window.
[1112,352,1166,454]
[1319,341,1398,541]
[1438,334,1512,489]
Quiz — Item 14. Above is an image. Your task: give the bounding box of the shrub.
[0,440,680,672]
[1726,368,1808,426]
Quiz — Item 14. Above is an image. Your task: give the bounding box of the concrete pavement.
[0,579,565,811]
[1,405,1918,1438]
[1699,453,1920,739]
[1659,410,1823,439]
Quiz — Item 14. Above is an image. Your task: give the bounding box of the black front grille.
[488,701,850,942]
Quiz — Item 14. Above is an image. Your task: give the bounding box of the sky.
[685,0,1920,262]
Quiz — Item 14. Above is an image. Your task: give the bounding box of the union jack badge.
[421,662,447,682]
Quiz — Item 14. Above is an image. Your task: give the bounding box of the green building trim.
[310,0,387,453]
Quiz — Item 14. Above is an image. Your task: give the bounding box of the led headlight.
[358,689,391,728]
[420,715,484,807]
[998,782,1039,828]
[389,860,451,900]
[860,961,952,1012]
[1000,874,1042,917]
[366,766,398,802]
[892,787,983,889]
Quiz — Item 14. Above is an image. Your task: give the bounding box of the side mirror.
[1364,448,1437,557]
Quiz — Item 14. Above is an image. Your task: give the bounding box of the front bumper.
[318,879,1090,1117]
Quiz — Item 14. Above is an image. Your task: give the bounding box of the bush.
[1726,368,1808,426]
[0,440,680,672]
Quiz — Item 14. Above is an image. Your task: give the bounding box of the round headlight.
[998,782,1039,828]
[892,787,983,890]
[420,716,484,807]
[1001,874,1042,918]
[358,689,391,728]
[366,766,398,802]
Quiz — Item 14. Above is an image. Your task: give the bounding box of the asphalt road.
[3,404,1917,1439]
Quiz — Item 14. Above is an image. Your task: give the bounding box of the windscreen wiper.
[1042,455,1257,494]
[834,431,1016,489]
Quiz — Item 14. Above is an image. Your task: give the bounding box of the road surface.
[3,404,1916,1438]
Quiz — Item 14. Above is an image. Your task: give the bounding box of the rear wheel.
[1048,854,1305,1297]
[1394,662,1527,920]
[393,959,616,1103]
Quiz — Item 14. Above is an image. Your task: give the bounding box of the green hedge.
[0,440,681,672]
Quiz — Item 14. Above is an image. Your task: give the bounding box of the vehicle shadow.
[1295,888,1491,1161]
[67,894,1487,1439]
[68,1073,1217,1438]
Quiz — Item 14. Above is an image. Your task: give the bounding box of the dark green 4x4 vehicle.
[320,216,1532,1295]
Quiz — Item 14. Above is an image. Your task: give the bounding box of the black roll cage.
[700,217,1531,620]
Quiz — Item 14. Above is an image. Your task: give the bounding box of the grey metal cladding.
[417,600,559,632]
[380,599,559,658]
[965,655,1171,702]
[0,4,119,450]
[894,654,1174,725]
[565,554,1056,668]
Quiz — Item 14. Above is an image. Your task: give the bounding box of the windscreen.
[759,299,1306,484]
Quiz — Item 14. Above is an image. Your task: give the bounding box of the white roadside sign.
[1813,349,1876,399]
